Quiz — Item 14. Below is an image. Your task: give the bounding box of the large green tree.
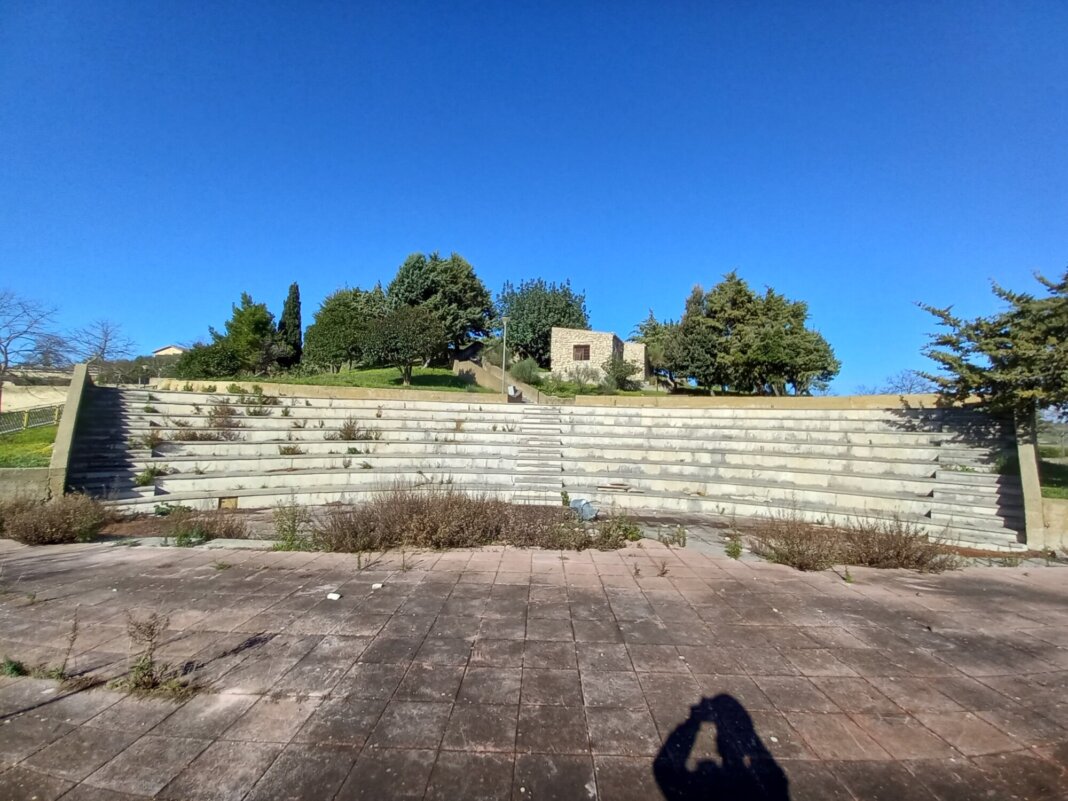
[388,252,492,352]
[208,292,285,374]
[174,341,243,380]
[665,272,839,395]
[303,285,388,371]
[276,282,302,367]
[920,270,1068,418]
[364,306,447,385]
[496,279,590,367]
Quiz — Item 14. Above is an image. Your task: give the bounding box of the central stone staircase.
[513,405,565,504]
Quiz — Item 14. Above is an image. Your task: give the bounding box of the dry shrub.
[743,511,960,573]
[313,487,506,552]
[0,497,42,538]
[838,517,961,572]
[310,485,629,553]
[3,494,107,545]
[164,507,249,546]
[745,512,841,572]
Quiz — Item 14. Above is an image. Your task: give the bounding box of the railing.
[0,404,64,436]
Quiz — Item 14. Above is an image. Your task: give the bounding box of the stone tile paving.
[0,537,1066,800]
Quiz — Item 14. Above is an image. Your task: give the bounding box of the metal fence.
[0,404,64,436]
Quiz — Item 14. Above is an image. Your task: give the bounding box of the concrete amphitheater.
[59,371,1032,552]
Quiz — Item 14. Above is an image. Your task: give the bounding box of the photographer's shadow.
[653,694,790,800]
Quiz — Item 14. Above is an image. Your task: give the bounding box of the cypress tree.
[277,282,303,367]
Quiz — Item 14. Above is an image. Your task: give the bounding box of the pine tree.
[920,270,1068,418]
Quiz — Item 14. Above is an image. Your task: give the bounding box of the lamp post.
[501,316,509,396]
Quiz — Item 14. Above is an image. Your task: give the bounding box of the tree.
[303,285,388,371]
[665,273,839,395]
[174,341,244,380]
[276,283,303,368]
[25,333,72,370]
[364,306,447,385]
[388,252,493,352]
[96,354,181,385]
[0,290,60,412]
[631,310,678,386]
[920,270,1068,419]
[855,370,935,395]
[496,279,590,367]
[210,293,285,374]
[70,319,135,363]
[601,355,640,391]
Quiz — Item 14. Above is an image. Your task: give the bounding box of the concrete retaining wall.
[1041,498,1068,551]
[48,363,92,498]
[0,468,50,502]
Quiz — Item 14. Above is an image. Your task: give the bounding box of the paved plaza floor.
[0,536,1066,800]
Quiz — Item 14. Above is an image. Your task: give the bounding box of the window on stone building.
[573,344,590,361]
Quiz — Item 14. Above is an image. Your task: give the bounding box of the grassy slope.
[243,367,492,393]
[1039,459,1068,499]
[0,425,57,468]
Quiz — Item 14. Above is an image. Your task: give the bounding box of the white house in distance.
[152,345,186,357]
[549,327,648,383]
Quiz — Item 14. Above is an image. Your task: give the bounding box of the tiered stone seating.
[65,385,1026,551]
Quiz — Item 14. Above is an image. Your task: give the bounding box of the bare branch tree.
[0,290,60,412]
[880,370,936,394]
[70,319,135,363]
[26,333,73,369]
[854,370,935,396]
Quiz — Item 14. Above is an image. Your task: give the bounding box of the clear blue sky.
[2,1,1066,391]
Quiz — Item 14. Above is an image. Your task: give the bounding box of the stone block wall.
[550,328,621,381]
[622,341,648,382]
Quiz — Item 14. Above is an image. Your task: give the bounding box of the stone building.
[550,327,648,383]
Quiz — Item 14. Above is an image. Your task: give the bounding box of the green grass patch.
[1040,459,1068,499]
[0,425,57,468]
[235,367,492,393]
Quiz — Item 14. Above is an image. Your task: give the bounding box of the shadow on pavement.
[654,694,790,800]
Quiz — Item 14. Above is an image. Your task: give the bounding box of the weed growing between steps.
[741,511,962,573]
[310,486,645,552]
[0,494,108,545]
[134,464,173,486]
[323,416,382,441]
[206,403,245,430]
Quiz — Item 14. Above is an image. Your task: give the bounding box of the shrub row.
[742,512,961,573]
[306,486,641,552]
